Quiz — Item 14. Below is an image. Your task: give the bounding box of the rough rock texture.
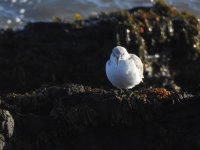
[0,0,200,150]
[0,84,200,150]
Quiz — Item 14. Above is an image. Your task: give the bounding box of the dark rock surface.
[0,0,200,149]
[1,84,200,150]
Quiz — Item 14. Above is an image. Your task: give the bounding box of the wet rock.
[0,107,14,150]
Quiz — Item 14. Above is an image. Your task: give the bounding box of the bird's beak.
[117,57,120,66]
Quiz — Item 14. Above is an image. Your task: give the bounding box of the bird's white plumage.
[106,46,143,89]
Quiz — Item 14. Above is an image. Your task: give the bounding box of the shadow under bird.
[106,46,144,89]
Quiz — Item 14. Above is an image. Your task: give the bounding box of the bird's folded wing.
[130,54,144,78]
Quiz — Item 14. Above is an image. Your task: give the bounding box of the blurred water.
[0,0,200,29]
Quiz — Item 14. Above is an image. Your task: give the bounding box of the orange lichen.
[139,26,145,33]
[151,88,171,99]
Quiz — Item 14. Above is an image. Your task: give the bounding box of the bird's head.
[111,46,129,65]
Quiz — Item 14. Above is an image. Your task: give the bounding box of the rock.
[0,84,200,149]
[0,106,14,150]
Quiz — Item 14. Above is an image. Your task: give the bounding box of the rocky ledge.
[0,0,200,150]
[1,84,200,150]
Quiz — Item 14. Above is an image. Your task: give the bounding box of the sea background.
[0,0,200,29]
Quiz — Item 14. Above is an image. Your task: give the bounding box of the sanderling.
[106,46,144,89]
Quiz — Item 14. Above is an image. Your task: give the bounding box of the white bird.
[106,46,144,89]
